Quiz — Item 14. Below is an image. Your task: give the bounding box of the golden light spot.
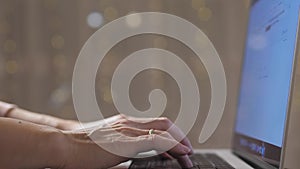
[3,39,16,53]
[53,54,66,68]
[153,37,168,49]
[51,88,69,104]
[0,21,10,34]
[149,0,163,11]
[104,7,118,21]
[51,34,65,49]
[192,0,206,9]
[102,86,113,103]
[198,7,212,21]
[125,12,142,28]
[5,60,18,74]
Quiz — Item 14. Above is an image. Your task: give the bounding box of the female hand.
[110,115,194,154]
[61,115,194,169]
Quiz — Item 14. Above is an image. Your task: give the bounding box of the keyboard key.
[129,153,235,169]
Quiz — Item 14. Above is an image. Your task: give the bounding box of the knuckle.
[159,117,172,128]
[121,119,129,125]
[161,131,171,138]
[116,126,129,132]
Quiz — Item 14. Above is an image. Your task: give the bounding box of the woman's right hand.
[61,115,193,169]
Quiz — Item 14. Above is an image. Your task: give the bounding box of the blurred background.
[0,0,251,148]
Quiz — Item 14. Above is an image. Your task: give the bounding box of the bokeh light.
[5,60,18,74]
[125,12,142,28]
[99,0,112,10]
[104,7,118,21]
[102,86,113,103]
[191,0,206,9]
[53,54,67,68]
[50,84,70,106]
[51,34,65,49]
[3,39,17,53]
[87,12,104,28]
[198,7,212,21]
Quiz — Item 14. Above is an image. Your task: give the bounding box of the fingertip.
[182,145,191,154]
[181,138,194,152]
[177,154,193,168]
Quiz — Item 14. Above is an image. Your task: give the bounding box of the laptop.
[128,0,300,168]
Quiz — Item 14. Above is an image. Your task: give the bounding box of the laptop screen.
[233,0,299,166]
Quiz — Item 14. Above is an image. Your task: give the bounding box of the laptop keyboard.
[129,153,235,169]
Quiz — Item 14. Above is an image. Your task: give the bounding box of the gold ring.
[148,129,154,135]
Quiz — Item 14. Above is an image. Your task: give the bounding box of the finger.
[89,126,155,140]
[76,114,124,132]
[176,155,193,168]
[145,135,192,161]
[137,134,191,156]
[160,152,174,159]
[117,116,193,153]
[99,134,191,158]
[114,126,149,137]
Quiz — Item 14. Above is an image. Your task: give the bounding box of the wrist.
[56,119,81,130]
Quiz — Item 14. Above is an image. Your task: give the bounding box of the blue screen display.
[235,0,299,147]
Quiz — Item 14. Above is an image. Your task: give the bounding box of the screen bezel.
[231,1,300,168]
